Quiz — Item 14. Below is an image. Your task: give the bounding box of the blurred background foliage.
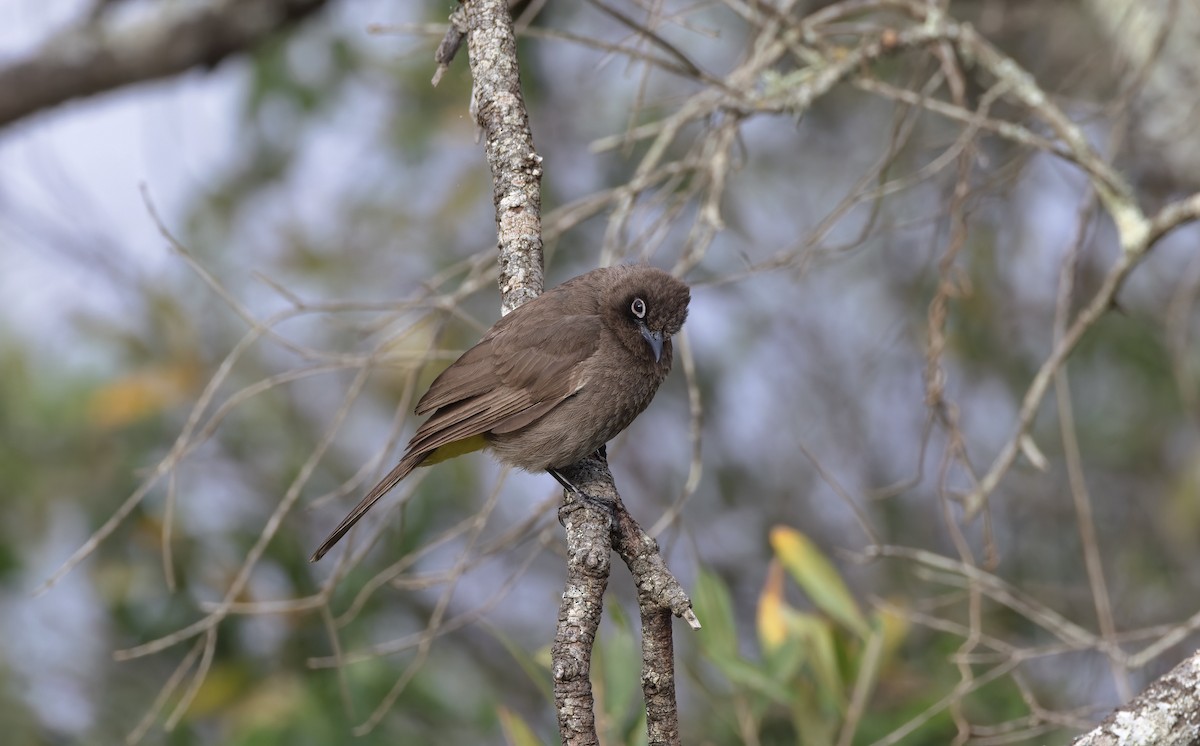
[2,0,1200,744]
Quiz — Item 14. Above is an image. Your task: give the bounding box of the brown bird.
[311,264,691,561]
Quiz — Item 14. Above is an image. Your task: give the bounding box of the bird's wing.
[404,312,601,456]
[413,337,497,415]
[414,280,599,415]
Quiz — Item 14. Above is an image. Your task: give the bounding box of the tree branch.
[464,0,544,313]
[460,1,695,742]
[552,460,614,746]
[1073,648,1200,746]
[613,488,699,745]
[0,0,328,129]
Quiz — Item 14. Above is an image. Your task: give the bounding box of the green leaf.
[693,568,738,660]
[787,612,845,714]
[790,681,838,746]
[595,609,642,738]
[762,634,807,685]
[713,655,794,706]
[489,628,553,702]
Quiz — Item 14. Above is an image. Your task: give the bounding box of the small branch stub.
[431,4,468,86]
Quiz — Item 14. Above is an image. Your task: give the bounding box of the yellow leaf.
[229,673,306,730]
[872,603,911,664]
[87,362,198,429]
[498,705,545,746]
[757,559,790,651]
[770,526,869,638]
[179,664,247,719]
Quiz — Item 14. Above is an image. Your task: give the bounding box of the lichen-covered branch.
[639,605,680,746]
[552,459,615,746]
[1073,648,1200,746]
[464,0,544,313]
[611,498,697,623]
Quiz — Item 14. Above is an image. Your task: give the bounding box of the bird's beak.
[639,324,665,362]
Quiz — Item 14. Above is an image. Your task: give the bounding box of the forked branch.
[459,1,697,743]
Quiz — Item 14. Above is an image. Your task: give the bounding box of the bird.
[310,264,691,561]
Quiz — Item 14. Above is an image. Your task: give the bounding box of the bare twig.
[1053,199,1129,699]
[352,477,507,735]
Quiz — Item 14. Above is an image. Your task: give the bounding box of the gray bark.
[1074,648,1200,746]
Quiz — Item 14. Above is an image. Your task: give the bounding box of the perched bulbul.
[311,265,691,561]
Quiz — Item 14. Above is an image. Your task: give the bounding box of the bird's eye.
[630,297,647,319]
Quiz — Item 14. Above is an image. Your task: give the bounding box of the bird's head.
[604,266,690,365]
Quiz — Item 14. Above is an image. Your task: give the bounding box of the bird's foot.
[548,468,616,520]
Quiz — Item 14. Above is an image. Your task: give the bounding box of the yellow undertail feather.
[420,434,489,465]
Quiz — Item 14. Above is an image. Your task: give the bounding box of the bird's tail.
[309,451,425,562]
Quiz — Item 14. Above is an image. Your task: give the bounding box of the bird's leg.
[548,467,586,497]
[592,444,607,460]
[548,468,616,519]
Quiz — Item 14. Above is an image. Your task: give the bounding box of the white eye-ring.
[631,297,647,319]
